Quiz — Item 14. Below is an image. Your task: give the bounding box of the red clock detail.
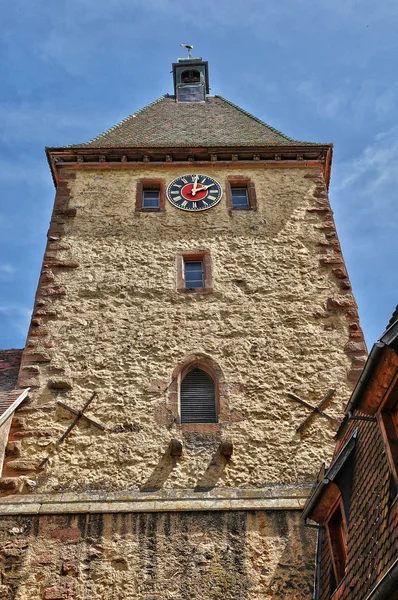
[166,174,222,212]
[181,184,208,201]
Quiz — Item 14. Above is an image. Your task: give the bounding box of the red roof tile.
[0,349,23,390]
[0,349,28,426]
[69,95,321,149]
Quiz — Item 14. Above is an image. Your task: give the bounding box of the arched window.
[181,69,201,84]
[180,367,217,423]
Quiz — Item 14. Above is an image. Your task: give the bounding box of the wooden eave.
[307,481,341,525]
[45,144,333,189]
[355,345,398,416]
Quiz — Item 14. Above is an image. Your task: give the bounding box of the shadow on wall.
[195,448,230,491]
[140,447,179,492]
[259,512,317,599]
[140,444,231,492]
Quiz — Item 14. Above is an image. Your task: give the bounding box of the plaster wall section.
[7,165,366,493]
[0,510,316,600]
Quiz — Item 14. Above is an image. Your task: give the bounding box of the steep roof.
[0,349,28,428]
[0,349,22,391]
[70,95,318,149]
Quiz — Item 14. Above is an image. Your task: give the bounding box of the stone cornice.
[46,145,333,189]
[0,484,312,515]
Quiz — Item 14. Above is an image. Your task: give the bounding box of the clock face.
[166,174,222,212]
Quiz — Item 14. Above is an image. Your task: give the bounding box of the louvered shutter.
[180,368,217,423]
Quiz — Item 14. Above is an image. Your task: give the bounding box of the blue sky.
[1,0,397,349]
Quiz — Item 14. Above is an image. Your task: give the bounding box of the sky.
[1,0,397,349]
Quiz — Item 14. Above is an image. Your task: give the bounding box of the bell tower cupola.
[172,44,209,103]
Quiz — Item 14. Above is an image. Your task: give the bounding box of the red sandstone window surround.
[176,249,213,293]
[166,354,229,433]
[135,178,166,212]
[180,366,217,424]
[225,176,257,210]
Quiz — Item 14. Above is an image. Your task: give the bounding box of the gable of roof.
[69,95,320,149]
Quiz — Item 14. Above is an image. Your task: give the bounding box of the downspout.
[313,526,324,600]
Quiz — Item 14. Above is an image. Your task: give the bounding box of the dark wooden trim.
[378,411,398,490]
[135,178,166,212]
[46,144,332,188]
[309,481,342,524]
[358,347,398,415]
[176,249,213,294]
[325,497,348,587]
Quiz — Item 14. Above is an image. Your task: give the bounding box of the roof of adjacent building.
[69,95,321,149]
[0,349,29,427]
[0,349,23,391]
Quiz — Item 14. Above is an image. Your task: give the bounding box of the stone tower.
[0,54,367,599]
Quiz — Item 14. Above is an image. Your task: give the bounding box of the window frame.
[180,365,218,424]
[325,496,348,590]
[184,260,205,290]
[135,178,166,212]
[226,176,257,211]
[176,249,213,294]
[378,376,398,496]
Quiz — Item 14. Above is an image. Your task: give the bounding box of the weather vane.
[181,43,194,59]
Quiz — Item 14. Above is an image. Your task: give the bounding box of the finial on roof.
[180,43,194,59]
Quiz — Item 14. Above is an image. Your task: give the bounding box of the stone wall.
[0,510,315,600]
[2,164,366,493]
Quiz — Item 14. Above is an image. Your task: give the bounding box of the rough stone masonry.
[0,161,366,599]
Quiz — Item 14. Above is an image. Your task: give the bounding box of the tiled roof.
[0,349,28,427]
[0,349,23,391]
[0,388,29,427]
[70,95,319,149]
[386,304,398,330]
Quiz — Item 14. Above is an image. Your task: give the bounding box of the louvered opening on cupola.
[180,367,217,424]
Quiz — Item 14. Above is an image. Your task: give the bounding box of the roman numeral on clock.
[167,174,222,211]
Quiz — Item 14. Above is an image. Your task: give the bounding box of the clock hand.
[195,183,214,191]
[191,174,199,196]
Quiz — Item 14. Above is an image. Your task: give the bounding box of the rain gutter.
[365,558,398,600]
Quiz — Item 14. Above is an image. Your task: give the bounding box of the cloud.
[0,304,31,345]
[295,79,398,125]
[332,127,398,256]
[334,128,398,197]
[0,103,101,145]
[0,155,49,186]
[0,264,16,276]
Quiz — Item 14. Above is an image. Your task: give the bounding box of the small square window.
[227,177,257,210]
[143,190,160,209]
[177,250,213,294]
[136,179,165,212]
[184,261,204,289]
[231,187,249,209]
